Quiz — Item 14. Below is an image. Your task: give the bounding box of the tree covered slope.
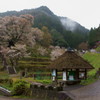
[0,6,89,48]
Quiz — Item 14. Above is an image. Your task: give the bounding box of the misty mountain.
[0,6,89,48]
[60,17,89,34]
[0,6,89,33]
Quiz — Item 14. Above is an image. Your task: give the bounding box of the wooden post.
[63,69,67,81]
[55,69,58,82]
[85,69,87,79]
[52,69,57,82]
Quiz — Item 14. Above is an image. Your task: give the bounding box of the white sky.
[0,0,100,29]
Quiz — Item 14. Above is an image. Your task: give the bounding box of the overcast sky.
[0,0,100,29]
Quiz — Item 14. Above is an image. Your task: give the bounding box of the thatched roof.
[48,51,94,70]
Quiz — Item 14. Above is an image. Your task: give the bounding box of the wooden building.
[48,51,94,83]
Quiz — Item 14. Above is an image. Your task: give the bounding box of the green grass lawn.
[83,52,100,68]
[83,52,100,75]
[81,52,100,85]
[0,71,9,79]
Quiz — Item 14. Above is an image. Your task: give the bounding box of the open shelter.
[48,51,94,84]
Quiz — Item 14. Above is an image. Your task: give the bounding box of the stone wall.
[30,84,72,100]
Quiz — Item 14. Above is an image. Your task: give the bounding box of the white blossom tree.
[0,15,34,73]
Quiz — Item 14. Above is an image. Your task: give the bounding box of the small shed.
[48,51,94,83]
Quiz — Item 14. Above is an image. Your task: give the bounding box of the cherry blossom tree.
[0,15,34,73]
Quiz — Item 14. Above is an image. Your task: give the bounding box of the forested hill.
[0,6,89,48]
[60,17,89,34]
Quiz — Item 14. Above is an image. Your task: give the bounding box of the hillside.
[83,52,100,69]
[0,6,89,33]
[88,26,100,47]
[0,6,89,48]
[60,17,89,34]
[82,52,100,84]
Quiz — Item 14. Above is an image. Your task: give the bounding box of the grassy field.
[83,52,100,68]
[82,52,100,84]
[0,71,9,79]
[83,52,100,75]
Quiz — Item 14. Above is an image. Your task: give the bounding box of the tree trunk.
[0,54,8,71]
[0,54,17,74]
[9,58,17,74]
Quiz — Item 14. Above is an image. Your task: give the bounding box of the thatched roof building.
[48,51,93,70]
[48,51,94,82]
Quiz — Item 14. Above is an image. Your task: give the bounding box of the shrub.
[12,80,30,95]
[0,79,12,84]
[0,79,13,91]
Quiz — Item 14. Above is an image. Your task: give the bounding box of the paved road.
[68,80,100,100]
